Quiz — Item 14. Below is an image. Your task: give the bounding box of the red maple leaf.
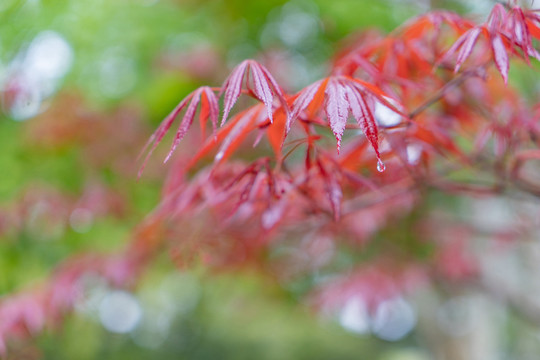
[139,60,288,177]
[138,86,219,176]
[288,76,404,170]
[506,6,540,62]
[220,59,288,125]
[439,4,540,84]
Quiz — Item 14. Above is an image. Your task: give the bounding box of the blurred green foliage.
[36,270,403,360]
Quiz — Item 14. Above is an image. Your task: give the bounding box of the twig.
[408,64,489,119]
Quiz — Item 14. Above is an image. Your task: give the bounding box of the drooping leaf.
[138,86,220,177]
[452,27,483,73]
[509,7,531,59]
[251,63,275,122]
[138,96,189,177]
[325,79,349,152]
[344,84,381,162]
[506,7,540,61]
[141,61,288,176]
[198,86,219,140]
[288,76,400,168]
[438,4,540,83]
[221,61,249,126]
[220,59,288,125]
[490,32,509,84]
[486,3,507,31]
[287,78,329,133]
[164,89,202,163]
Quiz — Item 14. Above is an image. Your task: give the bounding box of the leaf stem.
[408,62,490,119]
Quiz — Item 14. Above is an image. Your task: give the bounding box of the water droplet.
[214,151,224,162]
[377,160,386,173]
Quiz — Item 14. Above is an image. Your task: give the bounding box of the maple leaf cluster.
[142,2,540,227]
[139,1,540,312]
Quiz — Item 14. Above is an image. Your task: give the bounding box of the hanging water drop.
[214,151,224,162]
[377,160,386,173]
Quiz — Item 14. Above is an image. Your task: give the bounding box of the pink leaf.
[325,79,349,152]
[250,63,275,122]
[220,60,287,126]
[164,88,202,163]
[221,60,249,126]
[138,96,190,177]
[487,4,507,32]
[436,30,468,66]
[287,79,325,133]
[259,64,288,112]
[454,27,482,72]
[491,32,509,84]
[203,86,219,137]
[288,76,396,168]
[343,84,382,163]
[512,8,531,53]
[139,86,220,177]
[508,7,539,61]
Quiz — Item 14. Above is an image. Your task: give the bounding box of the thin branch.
[408,63,489,119]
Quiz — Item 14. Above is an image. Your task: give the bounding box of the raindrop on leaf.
[377,160,386,173]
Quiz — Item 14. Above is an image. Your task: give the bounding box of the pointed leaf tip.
[202,87,219,137]
[454,27,482,73]
[137,95,190,177]
[220,60,286,126]
[491,33,509,84]
[140,86,222,176]
[251,63,275,123]
[165,88,203,162]
[221,61,249,126]
[288,79,325,133]
[343,78,382,165]
[325,79,348,153]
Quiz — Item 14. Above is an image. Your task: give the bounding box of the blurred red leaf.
[139,86,219,176]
